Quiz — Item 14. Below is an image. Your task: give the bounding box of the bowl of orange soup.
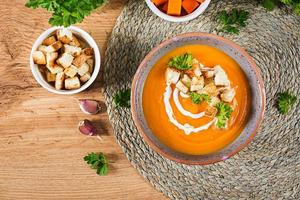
[131,33,265,165]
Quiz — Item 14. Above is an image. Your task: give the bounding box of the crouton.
[185,69,195,77]
[202,82,219,96]
[77,63,89,76]
[80,72,91,83]
[203,70,215,78]
[181,74,192,87]
[42,36,56,46]
[197,89,208,95]
[176,80,189,94]
[57,53,74,68]
[204,78,214,85]
[214,65,230,86]
[46,52,58,68]
[33,51,46,65]
[45,41,63,53]
[86,58,94,73]
[209,96,221,106]
[193,65,202,77]
[46,71,56,82]
[220,88,236,103]
[217,86,230,92]
[201,66,214,71]
[199,63,205,69]
[192,58,199,65]
[69,35,81,47]
[72,54,91,67]
[47,64,63,74]
[55,72,65,90]
[56,28,73,44]
[64,44,82,57]
[191,58,202,77]
[64,65,78,78]
[37,45,48,55]
[205,106,218,117]
[82,48,94,56]
[232,98,238,109]
[65,77,81,90]
[165,68,180,84]
[190,76,204,92]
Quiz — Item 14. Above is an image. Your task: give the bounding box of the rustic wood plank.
[0,0,167,199]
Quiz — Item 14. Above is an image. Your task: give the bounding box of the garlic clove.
[78,119,97,136]
[79,99,100,115]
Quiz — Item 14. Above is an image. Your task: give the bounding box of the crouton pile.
[33,28,94,90]
[165,58,236,118]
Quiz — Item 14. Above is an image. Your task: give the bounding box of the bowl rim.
[145,0,211,22]
[131,32,266,165]
[29,26,101,95]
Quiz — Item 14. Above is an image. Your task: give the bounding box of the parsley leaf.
[190,92,211,104]
[114,89,131,108]
[168,53,193,70]
[293,3,300,14]
[262,0,278,10]
[217,9,249,34]
[277,91,297,114]
[215,102,233,128]
[84,152,108,176]
[25,0,107,27]
[281,0,294,4]
[261,0,300,14]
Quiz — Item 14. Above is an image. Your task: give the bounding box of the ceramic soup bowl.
[131,33,265,165]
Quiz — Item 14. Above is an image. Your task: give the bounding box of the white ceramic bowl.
[145,0,211,22]
[30,26,101,95]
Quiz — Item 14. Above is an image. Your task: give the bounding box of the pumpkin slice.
[167,0,182,16]
[152,0,168,6]
[182,0,199,14]
[162,2,168,12]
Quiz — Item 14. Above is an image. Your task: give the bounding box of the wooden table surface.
[0,1,167,199]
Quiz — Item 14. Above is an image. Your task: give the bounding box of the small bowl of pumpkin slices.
[30,26,101,95]
[145,0,211,22]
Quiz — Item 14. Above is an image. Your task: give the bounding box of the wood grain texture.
[0,0,167,199]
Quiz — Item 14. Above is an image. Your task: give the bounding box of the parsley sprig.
[114,89,131,108]
[217,9,249,34]
[215,102,233,128]
[190,92,211,104]
[168,53,193,70]
[25,0,107,27]
[84,152,108,176]
[262,0,300,14]
[262,0,279,10]
[277,91,297,114]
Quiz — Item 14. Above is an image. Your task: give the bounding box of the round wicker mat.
[103,0,300,199]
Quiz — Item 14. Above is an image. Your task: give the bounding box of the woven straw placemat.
[103,0,300,199]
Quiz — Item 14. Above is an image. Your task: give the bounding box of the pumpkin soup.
[142,45,251,155]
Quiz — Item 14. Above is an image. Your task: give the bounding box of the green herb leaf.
[84,152,108,176]
[261,0,300,14]
[190,92,211,104]
[168,53,193,70]
[25,0,106,27]
[217,9,249,34]
[277,91,297,114]
[280,0,294,5]
[215,102,233,128]
[114,89,131,108]
[293,3,300,14]
[262,0,278,10]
